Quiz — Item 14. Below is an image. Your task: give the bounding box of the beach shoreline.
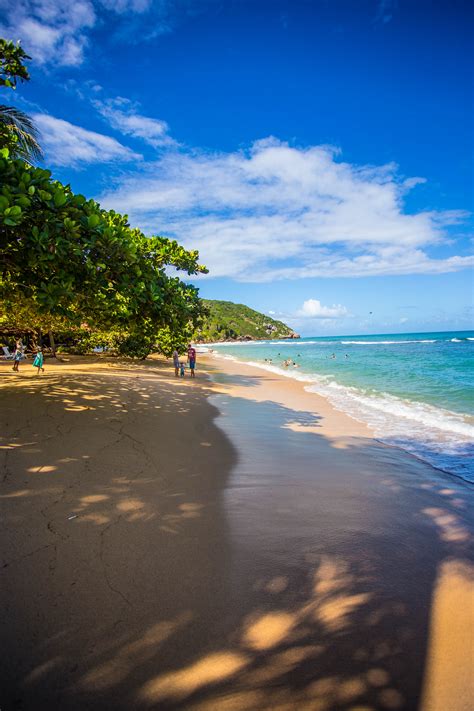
[1,355,473,710]
[201,351,472,483]
[199,335,474,485]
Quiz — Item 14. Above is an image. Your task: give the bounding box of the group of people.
[10,339,45,375]
[264,355,301,368]
[172,344,197,378]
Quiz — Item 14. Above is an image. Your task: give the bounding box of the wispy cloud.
[374,0,398,25]
[99,0,152,13]
[0,0,96,66]
[0,0,201,66]
[94,98,177,148]
[33,113,141,166]
[297,299,348,318]
[99,137,472,281]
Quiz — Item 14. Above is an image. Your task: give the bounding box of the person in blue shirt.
[33,348,45,375]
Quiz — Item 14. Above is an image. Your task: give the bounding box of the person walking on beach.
[187,343,196,378]
[33,348,44,375]
[12,339,23,372]
[172,349,180,377]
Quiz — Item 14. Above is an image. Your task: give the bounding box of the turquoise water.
[201,331,474,482]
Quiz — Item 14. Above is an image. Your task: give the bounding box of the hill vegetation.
[195,300,299,342]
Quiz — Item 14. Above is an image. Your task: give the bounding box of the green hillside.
[194,300,299,342]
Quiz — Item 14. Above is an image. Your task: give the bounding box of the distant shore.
[1,355,473,710]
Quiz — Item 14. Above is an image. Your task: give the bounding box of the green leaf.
[88,214,100,228]
[54,190,67,207]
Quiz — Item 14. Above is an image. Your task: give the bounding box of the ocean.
[201,330,474,483]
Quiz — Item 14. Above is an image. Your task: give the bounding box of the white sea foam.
[206,340,320,347]
[341,340,436,345]
[210,352,474,482]
[450,338,462,342]
[270,340,321,346]
[304,382,474,482]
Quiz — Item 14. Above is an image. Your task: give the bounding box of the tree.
[0,154,207,357]
[0,39,42,163]
[0,105,42,162]
[0,39,31,89]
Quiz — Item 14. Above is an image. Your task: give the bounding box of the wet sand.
[1,354,473,710]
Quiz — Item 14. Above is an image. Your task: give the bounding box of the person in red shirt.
[187,344,196,378]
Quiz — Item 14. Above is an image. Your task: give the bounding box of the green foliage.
[0,156,208,358]
[54,329,121,355]
[0,39,30,89]
[195,300,297,342]
[0,39,42,162]
[154,324,195,358]
[0,113,42,162]
[116,333,154,359]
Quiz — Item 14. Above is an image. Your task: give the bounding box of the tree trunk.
[49,330,57,358]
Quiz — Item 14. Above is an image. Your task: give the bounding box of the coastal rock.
[278,332,300,339]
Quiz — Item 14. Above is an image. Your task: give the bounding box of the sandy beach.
[1,354,473,711]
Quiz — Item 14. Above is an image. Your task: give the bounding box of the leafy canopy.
[0,37,205,358]
[0,39,30,89]
[0,155,208,356]
[0,38,42,162]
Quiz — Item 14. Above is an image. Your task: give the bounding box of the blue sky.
[1,0,472,335]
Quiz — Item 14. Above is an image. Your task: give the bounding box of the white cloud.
[33,114,141,167]
[94,99,177,148]
[297,299,348,319]
[0,0,176,66]
[99,138,472,281]
[0,0,95,66]
[100,0,151,12]
[399,317,409,323]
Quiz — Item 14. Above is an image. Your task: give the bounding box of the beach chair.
[1,346,14,360]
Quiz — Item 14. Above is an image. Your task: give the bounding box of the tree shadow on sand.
[0,363,473,711]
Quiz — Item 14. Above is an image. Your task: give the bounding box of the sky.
[1,0,473,336]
